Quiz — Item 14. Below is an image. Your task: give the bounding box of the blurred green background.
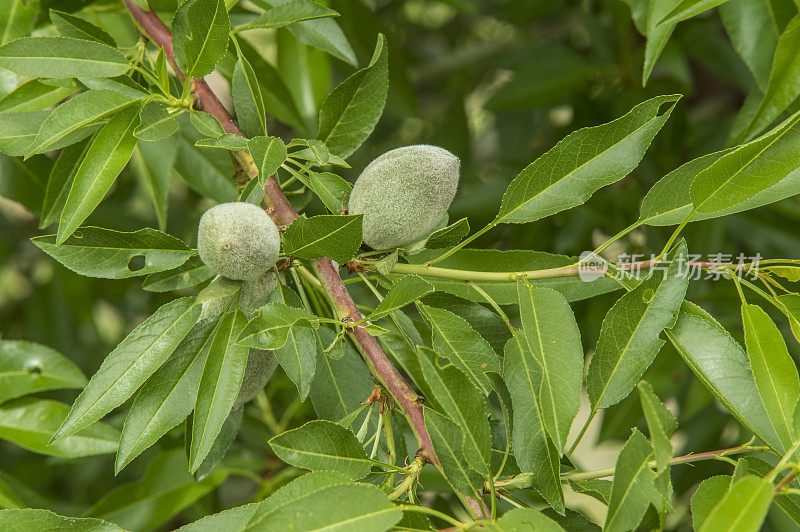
[2,0,800,529]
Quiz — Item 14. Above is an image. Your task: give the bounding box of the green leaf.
[0,153,49,212]
[698,475,774,532]
[173,130,237,203]
[420,303,501,393]
[91,449,228,531]
[232,48,266,138]
[190,311,249,471]
[115,318,218,472]
[53,297,200,442]
[40,139,90,228]
[666,302,781,450]
[640,0,679,85]
[778,293,800,344]
[0,0,37,46]
[692,111,800,216]
[317,34,388,158]
[143,256,214,293]
[496,94,680,225]
[0,398,118,458]
[276,323,317,400]
[426,217,470,249]
[281,214,363,264]
[0,79,77,113]
[638,149,732,226]
[604,429,661,532]
[424,408,484,496]
[135,140,176,230]
[419,347,491,475]
[237,302,319,350]
[309,329,373,422]
[50,10,116,46]
[260,0,356,65]
[737,15,800,141]
[134,101,179,142]
[0,110,49,156]
[366,275,434,322]
[655,0,730,27]
[0,37,129,78]
[502,330,564,511]
[172,0,230,79]
[26,89,138,156]
[309,170,351,213]
[180,471,400,531]
[241,135,287,204]
[636,381,677,472]
[56,104,141,244]
[493,508,565,531]
[195,134,249,151]
[742,303,800,451]
[0,509,122,531]
[241,0,339,30]
[691,475,731,530]
[587,241,689,409]
[193,405,242,481]
[32,227,193,279]
[719,0,781,91]
[515,283,582,454]
[269,420,372,480]
[0,340,86,404]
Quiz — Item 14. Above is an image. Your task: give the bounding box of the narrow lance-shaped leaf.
[49,10,116,46]
[736,15,800,142]
[0,340,87,404]
[692,110,800,216]
[0,398,119,459]
[495,94,680,225]
[503,330,564,512]
[637,380,677,510]
[698,475,774,532]
[172,0,230,79]
[0,509,122,532]
[309,171,351,213]
[190,311,249,471]
[719,0,781,91]
[666,301,781,450]
[0,111,49,156]
[742,303,800,451]
[240,0,339,30]
[269,420,372,480]
[655,0,731,27]
[419,348,491,475]
[275,321,317,401]
[424,408,484,497]
[426,217,470,249]
[281,214,363,264]
[143,256,214,293]
[40,139,91,229]
[604,429,662,532]
[420,303,501,393]
[366,275,434,322]
[587,241,689,410]
[317,34,388,158]
[32,227,193,279]
[115,318,218,473]
[134,101,179,142]
[135,140,177,231]
[26,89,139,156]
[0,79,77,113]
[232,50,266,138]
[237,302,319,350]
[57,104,141,244]
[0,37,130,78]
[53,297,200,442]
[515,282,583,455]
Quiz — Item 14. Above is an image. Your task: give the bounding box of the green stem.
[768,439,800,482]
[468,282,514,332]
[495,443,769,489]
[427,221,496,265]
[565,409,596,458]
[656,209,696,260]
[581,220,643,263]
[396,504,463,528]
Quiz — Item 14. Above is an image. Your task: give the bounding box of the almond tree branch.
[123,0,443,481]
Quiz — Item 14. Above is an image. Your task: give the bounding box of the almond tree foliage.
[4,0,800,531]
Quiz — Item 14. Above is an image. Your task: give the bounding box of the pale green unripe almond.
[197,202,280,281]
[348,145,460,250]
[232,348,278,409]
[199,272,277,320]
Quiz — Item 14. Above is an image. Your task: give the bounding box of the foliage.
[3,0,800,531]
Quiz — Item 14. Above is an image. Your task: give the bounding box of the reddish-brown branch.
[123,0,442,471]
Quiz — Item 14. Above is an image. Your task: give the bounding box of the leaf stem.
[581,220,643,263]
[565,409,597,458]
[467,282,513,332]
[427,221,496,265]
[396,504,464,528]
